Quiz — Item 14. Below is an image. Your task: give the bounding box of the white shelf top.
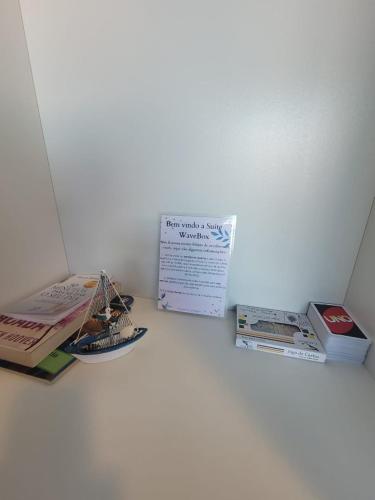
[1,297,375,500]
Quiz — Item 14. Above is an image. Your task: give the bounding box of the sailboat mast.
[101,271,111,320]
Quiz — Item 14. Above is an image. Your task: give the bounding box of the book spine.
[236,335,326,363]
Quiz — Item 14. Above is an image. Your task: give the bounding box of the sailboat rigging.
[65,271,147,362]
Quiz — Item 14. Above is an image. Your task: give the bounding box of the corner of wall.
[344,197,375,379]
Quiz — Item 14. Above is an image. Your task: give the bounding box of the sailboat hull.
[66,327,148,363]
[73,343,135,363]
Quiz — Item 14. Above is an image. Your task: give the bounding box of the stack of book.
[236,304,326,363]
[0,336,78,383]
[307,303,371,363]
[0,275,99,380]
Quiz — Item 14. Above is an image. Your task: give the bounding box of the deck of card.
[307,303,371,363]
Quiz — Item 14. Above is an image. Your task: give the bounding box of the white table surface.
[1,298,375,500]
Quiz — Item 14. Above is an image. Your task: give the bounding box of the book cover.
[237,304,316,341]
[4,274,98,325]
[0,300,87,355]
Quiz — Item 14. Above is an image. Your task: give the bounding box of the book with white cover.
[236,305,326,363]
[4,275,99,325]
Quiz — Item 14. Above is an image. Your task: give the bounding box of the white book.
[236,304,326,363]
[236,334,326,362]
[4,275,99,325]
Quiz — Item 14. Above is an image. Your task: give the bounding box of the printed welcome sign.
[158,215,236,317]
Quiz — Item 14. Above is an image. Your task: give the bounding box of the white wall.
[20,0,375,311]
[0,0,68,309]
[345,200,375,378]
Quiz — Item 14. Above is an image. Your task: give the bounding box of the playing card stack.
[307,303,371,363]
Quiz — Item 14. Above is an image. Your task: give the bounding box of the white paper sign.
[158,215,236,317]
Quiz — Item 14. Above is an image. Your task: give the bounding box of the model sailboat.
[65,271,147,362]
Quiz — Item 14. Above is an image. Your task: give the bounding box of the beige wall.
[0,0,68,309]
[345,200,375,378]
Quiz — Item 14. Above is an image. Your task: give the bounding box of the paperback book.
[0,336,77,383]
[4,274,99,325]
[236,304,326,363]
[0,299,87,367]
